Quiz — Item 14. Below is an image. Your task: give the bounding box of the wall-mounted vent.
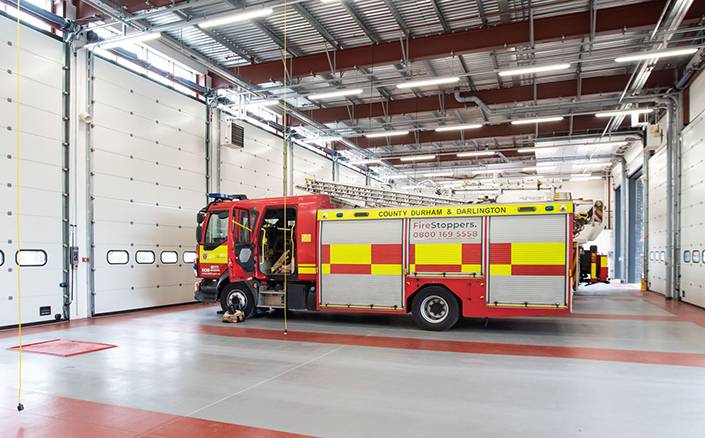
[221,120,244,148]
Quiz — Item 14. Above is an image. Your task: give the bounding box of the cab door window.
[204,211,229,250]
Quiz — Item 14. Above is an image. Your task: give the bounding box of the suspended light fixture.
[594,108,654,118]
[457,151,496,158]
[435,123,483,132]
[198,8,274,29]
[365,130,409,138]
[396,76,460,89]
[421,171,454,178]
[399,154,436,162]
[511,116,564,125]
[307,88,363,100]
[498,63,571,77]
[615,47,699,63]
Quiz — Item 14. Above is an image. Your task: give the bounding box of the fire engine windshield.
[203,210,229,249]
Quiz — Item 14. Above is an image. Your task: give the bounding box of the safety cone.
[640,276,647,292]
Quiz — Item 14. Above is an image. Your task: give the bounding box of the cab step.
[257,288,285,308]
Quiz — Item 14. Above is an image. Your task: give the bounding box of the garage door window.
[16,250,47,267]
[183,251,197,263]
[683,250,691,263]
[107,250,129,265]
[160,251,178,264]
[136,250,155,264]
[692,250,700,263]
[0,250,4,266]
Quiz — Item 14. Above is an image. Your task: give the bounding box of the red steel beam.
[230,1,705,84]
[292,70,677,125]
[347,114,616,152]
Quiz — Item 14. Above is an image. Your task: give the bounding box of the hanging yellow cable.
[14,0,24,413]
[281,0,289,335]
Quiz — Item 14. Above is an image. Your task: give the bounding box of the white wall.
[0,17,66,326]
[689,71,705,123]
[647,146,668,294]
[679,112,705,307]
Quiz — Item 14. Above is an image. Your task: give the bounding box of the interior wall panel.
[0,17,65,326]
[338,164,367,186]
[679,113,705,307]
[647,146,668,295]
[293,146,333,195]
[91,57,206,314]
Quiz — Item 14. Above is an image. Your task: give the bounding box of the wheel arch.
[405,283,462,313]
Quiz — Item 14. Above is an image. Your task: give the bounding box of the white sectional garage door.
[293,146,333,195]
[90,57,206,314]
[680,113,705,307]
[647,147,668,295]
[0,18,66,326]
[338,164,367,186]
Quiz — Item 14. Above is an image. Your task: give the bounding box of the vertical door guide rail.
[62,40,71,320]
[86,52,96,316]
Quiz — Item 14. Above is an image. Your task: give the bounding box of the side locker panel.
[319,219,403,308]
[487,215,568,306]
[679,113,705,307]
[91,58,206,314]
[408,217,483,275]
[0,17,66,326]
[647,147,668,295]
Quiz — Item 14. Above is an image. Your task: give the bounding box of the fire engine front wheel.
[220,283,255,318]
[411,287,460,331]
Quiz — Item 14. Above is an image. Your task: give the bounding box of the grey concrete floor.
[2,285,705,437]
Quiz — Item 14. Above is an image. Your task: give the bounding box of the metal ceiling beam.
[293,2,342,49]
[382,0,411,37]
[230,0,705,83]
[342,1,381,45]
[429,0,451,33]
[288,70,676,125]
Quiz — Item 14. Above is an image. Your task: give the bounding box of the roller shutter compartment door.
[90,58,206,314]
[319,219,403,309]
[408,217,483,275]
[487,215,569,306]
[0,17,66,326]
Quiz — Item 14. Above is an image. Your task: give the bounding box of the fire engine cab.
[194,193,574,330]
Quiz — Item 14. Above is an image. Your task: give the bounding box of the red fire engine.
[194,193,574,330]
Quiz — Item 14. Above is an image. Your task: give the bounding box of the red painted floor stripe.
[639,291,705,328]
[0,391,311,438]
[190,324,705,368]
[559,313,681,322]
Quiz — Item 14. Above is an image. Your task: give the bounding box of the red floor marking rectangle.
[0,391,311,437]
[191,324,705,368]
[8,339,117,357]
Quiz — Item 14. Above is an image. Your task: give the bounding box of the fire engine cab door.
[319,219,404,309]
[231,208,255,276]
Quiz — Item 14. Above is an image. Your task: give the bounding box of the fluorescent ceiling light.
[365,130,409,138]
[381,174,410,179]
[435,123,483,132]
[399,154,436,162]
[511,116,564,125]
[421,171,454,178]
[615,47,699,63]
[457,150,496,158]
[498,63,570,77]
[99,32,161,49]
[350,159,382,165]
[307,88,363,100]
[396,76,460,89]
[595,108,654,118]
[522,166,538,172]
[198,7,273,29]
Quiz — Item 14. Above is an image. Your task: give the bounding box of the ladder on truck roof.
[297,178,470,208]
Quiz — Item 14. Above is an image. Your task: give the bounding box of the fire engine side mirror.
[196,211,206,224]
[196,224,203,243]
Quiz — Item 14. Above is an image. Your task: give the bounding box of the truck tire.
[411,287,460,331]
[220,283,255,318]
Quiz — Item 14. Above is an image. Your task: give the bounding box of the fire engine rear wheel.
[220,283,255,318]
[411,287,460,331]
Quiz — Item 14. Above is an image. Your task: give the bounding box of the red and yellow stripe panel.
[489,242,566,276]
[321,243,402,275]
[409,243,482,274]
